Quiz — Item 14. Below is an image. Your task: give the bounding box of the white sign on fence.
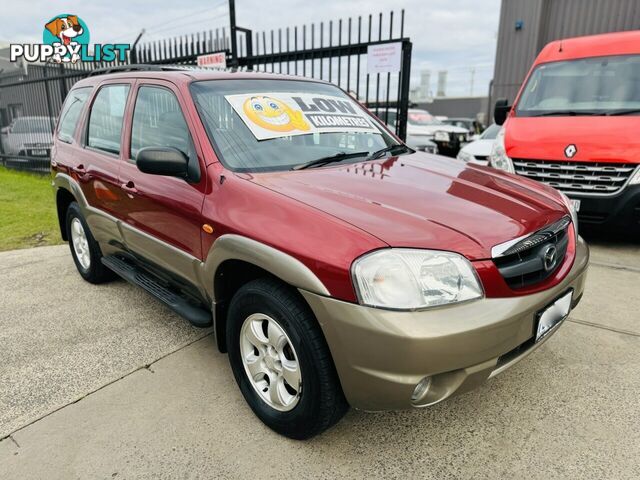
[196,52,227,69]
[367,42,402,74]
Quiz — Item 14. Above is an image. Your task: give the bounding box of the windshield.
[481,124,500,139]
[11,117,53,134]
[191,79,398,172]
[407,111,443,126]
[517,54,640,116]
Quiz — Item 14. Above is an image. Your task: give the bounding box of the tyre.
[226,278,348,439]
[66,202,114,284]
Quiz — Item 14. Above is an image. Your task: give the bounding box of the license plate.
[535,290,573,342]
[31,149,48,156]
[570,199,581,212]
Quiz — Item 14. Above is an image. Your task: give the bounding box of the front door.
[117,80,207,285]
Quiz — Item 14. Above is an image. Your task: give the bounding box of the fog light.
[411,376,432,403]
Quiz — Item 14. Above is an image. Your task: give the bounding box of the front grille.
[513,159,636,195]
[493,216,571,289]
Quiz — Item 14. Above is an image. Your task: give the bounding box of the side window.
[130,86,194,161]
[57,87,92,143]
[87,84,130,155]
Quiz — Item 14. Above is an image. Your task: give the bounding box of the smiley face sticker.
[242,95,310,133]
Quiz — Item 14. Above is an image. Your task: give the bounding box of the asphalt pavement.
[0,238,639,479]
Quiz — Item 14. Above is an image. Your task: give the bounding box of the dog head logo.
[243,96,310,133]
[43,14,90,63]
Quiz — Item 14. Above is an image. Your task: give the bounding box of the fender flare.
[200,234,330,302]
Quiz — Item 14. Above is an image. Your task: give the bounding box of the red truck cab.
[491,30,640,234]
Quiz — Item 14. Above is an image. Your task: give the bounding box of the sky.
[0,0,501,97]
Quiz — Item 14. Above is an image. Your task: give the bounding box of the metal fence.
[0,62,125,172]
[0,9,411,174]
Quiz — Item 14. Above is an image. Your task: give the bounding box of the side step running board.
[102,255,212,328]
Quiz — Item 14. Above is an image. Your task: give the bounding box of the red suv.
[52,67,589,439]
[492,31,640,234]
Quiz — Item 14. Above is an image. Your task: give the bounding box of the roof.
[536,30,640,65]
[73,65,329,88]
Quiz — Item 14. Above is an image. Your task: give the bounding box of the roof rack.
[87,64,191,77]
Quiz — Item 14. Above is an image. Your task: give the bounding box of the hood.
[243,152,567,260]
[505,116,640,163]
[407,124,468,135]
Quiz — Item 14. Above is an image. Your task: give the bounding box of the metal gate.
[135,10,412,140]
[0,10,411,173]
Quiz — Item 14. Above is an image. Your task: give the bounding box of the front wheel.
[226,278,348,439]
[66,202,114,284]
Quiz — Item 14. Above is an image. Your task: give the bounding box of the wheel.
[226,278,348,439]
[66,202,114,284]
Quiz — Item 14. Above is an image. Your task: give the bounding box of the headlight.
[434,131,450,142]
[351,249,483,310]
[489,127,514,173]
[457,150,474,163]
[559,191,579,238]
[630,166,640,185]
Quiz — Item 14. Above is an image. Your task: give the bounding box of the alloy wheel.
[239,313,302,411]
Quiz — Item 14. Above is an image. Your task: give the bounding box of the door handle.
[121,181,138,194]
[74,164,86,174]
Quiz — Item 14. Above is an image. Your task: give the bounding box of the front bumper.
[570,184,640,234]
[300,236,589,411]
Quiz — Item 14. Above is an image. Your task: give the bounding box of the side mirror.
[494,98,511,126]
[136,147,188,177]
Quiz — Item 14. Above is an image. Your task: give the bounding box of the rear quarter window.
[57,87,92,143]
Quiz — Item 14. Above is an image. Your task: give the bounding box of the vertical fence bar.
[311,23,315,77]
[396,9,405,137]
[365,14,371,106]
[347,18,352,93]
[356,16,362,100]
[294,26,298,75]
[374,12,382,117]
[398,40,412,141]
[338,19,342,88]
[384,11,393,126]
[302,25,307,77]
[319,22,324,80]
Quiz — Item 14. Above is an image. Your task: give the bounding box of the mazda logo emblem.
[564,144,577,158]
[543,245,558,271]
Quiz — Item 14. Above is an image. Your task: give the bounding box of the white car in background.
[379,108,468,157]
[1,116,55,158]
[456,123,501,165]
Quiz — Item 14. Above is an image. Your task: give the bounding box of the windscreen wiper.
[532,110,601,117]
[292,151,369,170]
[367,144,412,160]
[606,109,640,116]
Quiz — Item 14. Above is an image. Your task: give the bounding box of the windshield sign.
[225,92,378,140]
[517,54,640,116]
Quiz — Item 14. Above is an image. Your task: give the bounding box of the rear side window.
[87,84,130,154]
[130,86,194,161]
[57,87,91,143]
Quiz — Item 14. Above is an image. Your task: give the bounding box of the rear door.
[117,79,207,284]
[72,81,132,245]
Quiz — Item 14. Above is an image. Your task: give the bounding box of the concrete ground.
[0,238,639,479]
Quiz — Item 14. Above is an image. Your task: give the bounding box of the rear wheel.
[66,202,114,284]
[227,278,348,439]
